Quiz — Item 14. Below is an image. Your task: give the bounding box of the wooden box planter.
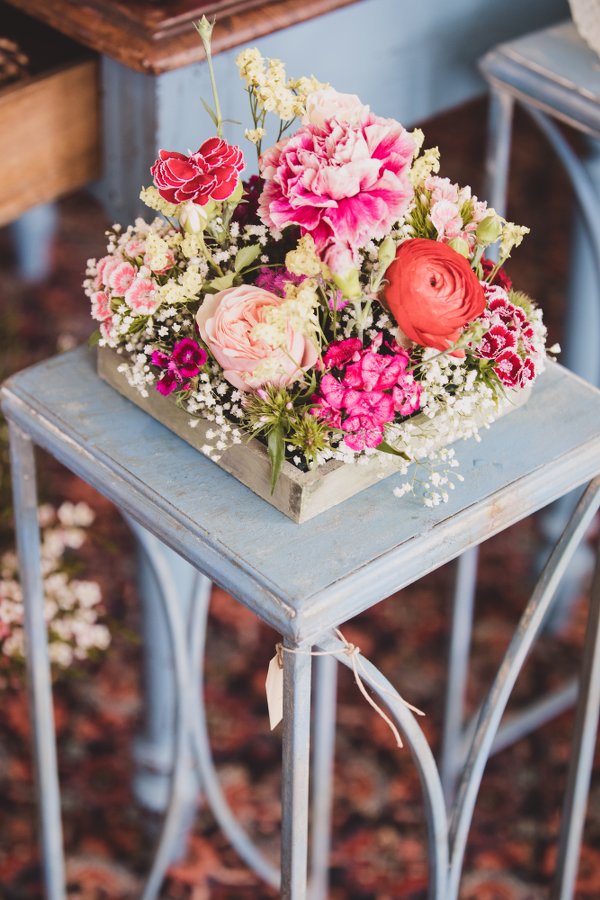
[98,346,532,523]
[0,6,100,226]
[97,346,403,523]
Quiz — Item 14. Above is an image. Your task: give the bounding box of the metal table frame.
[3,347,600,899]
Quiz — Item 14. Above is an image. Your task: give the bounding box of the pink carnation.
[151,137,244,206]
[259,114,415,275]
[107,261,136,295]
[96,256,121,289]
[90,291,111,322]
[124,277,160,315]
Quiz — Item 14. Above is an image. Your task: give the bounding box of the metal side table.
[3,346,600,900]
[438,20,600,804]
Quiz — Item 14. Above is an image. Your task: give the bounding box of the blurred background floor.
[0,97,599,899]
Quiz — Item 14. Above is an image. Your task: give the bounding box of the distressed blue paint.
[4,346,600,897]
[3,347,600,644]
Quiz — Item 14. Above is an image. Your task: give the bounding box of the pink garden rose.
[302,88,369,128]
[151,137,244,206]
[196,284,318,391]
[259,113,415,276]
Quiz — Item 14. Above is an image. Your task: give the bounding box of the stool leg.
[9,203,57,283]
[310,653,337,900]
[440,547,478,804]
[552,547,600,899]
[484,88,514,219]
[281,640,312,900]
[8,422,66,899]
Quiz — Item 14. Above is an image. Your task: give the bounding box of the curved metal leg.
[133,544,200,819]
[315,632,449,900]
[447,478,600,899]
[187,580,280,889]
[552,548,600,899]
[9,423,66,899]
[123,520,198,900]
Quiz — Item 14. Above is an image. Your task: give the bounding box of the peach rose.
[196,284,318,391]
[383,239,485,352]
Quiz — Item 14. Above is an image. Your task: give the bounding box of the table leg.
[9,203,57,283]
[552,546,600,899]
[281,640,312,899]
[447,478,600,899]
[8,422,66,899]
[440,547,478,804]
[310,652,337,900]
[484,87,514,218]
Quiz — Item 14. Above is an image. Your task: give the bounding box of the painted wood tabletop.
[481,22,600,136]
[4,0,362,73]
[3,347,600,642]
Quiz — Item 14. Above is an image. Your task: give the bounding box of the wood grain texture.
[5,0,363,74]
[0,59,100,225]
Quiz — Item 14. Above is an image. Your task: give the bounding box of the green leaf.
[267,426,285,494]
[206,272,236,292]
[234,243,262,273]
[200,97,219,128]
[88,329,101,347]
[377,441,410,460]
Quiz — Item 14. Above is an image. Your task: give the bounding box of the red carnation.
[151,137,244,206]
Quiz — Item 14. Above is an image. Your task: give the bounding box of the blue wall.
[101,0,569,220]
[159,0,569,150]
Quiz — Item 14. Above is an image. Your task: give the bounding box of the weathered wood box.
[97,346,529,523]
[97,347,404,522]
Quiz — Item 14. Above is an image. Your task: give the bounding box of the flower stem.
[195,17,223,137]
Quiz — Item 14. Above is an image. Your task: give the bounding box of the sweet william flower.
[171,338,207,377]
[151,137,244,206]
[383,239,485,354]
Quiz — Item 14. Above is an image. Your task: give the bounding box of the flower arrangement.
[85,19,550,508]
[0,502,109,681]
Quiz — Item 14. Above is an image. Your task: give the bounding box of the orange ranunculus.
[383,238,486,353]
